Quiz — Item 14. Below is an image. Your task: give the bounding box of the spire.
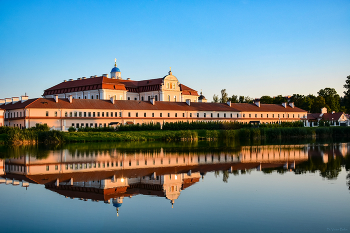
[169,67,172,75]
[114,58,117,67]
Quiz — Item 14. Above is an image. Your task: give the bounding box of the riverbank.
[1,126,350,144]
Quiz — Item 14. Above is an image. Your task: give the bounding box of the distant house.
[306,107,349,127]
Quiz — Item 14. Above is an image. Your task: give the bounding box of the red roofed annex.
[0,60,309,130]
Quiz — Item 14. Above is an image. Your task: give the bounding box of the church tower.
[110,59,121,79]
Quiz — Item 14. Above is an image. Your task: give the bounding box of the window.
[90,123,93,127]
[46,111,49,117]
[204,113,206,117]
[272,114,274,118]
[102,112,104,117]
[224,113,226,118]
[211,113,213,118]
[70,112,73,117]
[88,112,91,117]
[136,112,138,117]
[145,160,147,165]
[86,123,88,127]
[141,96,144,101]
[167,83,169,89]
[128,97,130,100]
[91,95,94,99]
[168,113,170,117]
[106,112,109,117]
[255,114,257,118]
[134,97,137,100]
[55,165,58,170]
[174,96,177,102]
[96,95,99,99]
[65,112,67,117]
[230,113,232,118]
[97,112,100,117]
[119,112,122,117]
[237,114,239,118]
[217,113,219,117]
[249,114,251,117]
[175,113,177,117]
[160,113,162,117]
[183,113,185,117]
[190,113,192,117]
[72,123,75,127]
[128,112,131,117]
[278,114,280,118]
[168,95,170,101]
[76,123,79,128]
[261,114,263,118]
[148,96,150,101]
[74,112,77,117]
[84,96,87,99]
[84,112,86,117]
[243,114,245,117]
[267,114,269,118]
[152,113,154,117]
[115,112,118,117]
[197,113,199,117]
[144,113,146,117]
[95,123,97,128]
[79,112,82,117]
[46,166,49,171]
[93,112,95,117]
[155,95,158,101]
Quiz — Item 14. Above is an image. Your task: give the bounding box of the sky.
[0,0,349,101]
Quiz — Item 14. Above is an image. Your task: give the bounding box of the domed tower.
[110,59,122,79]
[112,197,124,217]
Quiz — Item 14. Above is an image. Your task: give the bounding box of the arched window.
[167,83,170,89]
[155,95,158,101]
[168,95,170,101]
[174,96,177,102]
[91,95,94,99]
[141,96,144,101]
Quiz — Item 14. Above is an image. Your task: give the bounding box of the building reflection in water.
[1,142,349,215]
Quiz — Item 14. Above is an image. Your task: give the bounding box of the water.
[0,141,350,233]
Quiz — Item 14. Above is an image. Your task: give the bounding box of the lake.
[0,140,349,233]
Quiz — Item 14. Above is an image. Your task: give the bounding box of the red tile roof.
[180,84,199,96]
[1,98,307,114]
[231,103,306,113]
[43,76,199,96]
[321,112,344,121]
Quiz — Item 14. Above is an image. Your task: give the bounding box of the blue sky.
[0,0,349,101]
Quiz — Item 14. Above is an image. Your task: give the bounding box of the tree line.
[212,75,350,113]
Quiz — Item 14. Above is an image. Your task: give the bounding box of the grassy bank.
[2,126,350,144]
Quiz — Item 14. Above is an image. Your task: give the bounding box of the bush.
[68,126,76,132]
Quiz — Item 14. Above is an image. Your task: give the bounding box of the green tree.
[343,75,350,113]
[260,96,273,104]
[272,95,287,104]
[239,96,245,103]
[311,96,326,113]
[220,89,229,103]
[317,88,340,112]
[229,94,238,103]
[212,94,219,103]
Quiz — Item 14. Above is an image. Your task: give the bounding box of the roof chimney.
[54,95,59,103]
[254,99,260,107]
[186,99,191,106]
[68,95,73,103]
[0,99,4,105]
[289,102,294,108]
[64,80,67,82]
[82,77,87,79]
[77,78,82,80]
[69,79,73,81]
[227,101,231,107]
[21,96,28,103]
[150,97,155,105]
[282,102,287,108]
[5,98,12,105]
[127,78,131,80]
[90,76,94,78]
[102,74,108,78]
[12,97,19,104]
